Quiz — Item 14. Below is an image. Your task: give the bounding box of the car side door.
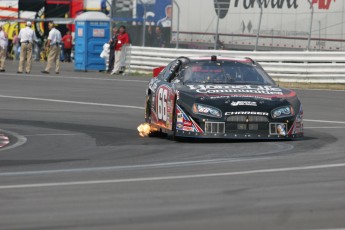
[153,60,179,130]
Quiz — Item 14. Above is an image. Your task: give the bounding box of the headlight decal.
[288,104,304,136]
[271,106,295,119]
[193,103,222,118]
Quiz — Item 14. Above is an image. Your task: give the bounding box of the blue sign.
[136,0,172,27]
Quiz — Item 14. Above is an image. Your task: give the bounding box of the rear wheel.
[145,95,151,123]
[146,95,165,137]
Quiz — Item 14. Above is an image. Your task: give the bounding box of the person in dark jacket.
[153,26,166,48]
[146,25,155,47]
[107,27,118,73]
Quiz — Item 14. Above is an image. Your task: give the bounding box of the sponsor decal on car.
[149,79,161,92]
[177,113,183,123]
[183,121,193,127]
[183,126,195,132]
[167,101,172,113]
[186,85,283,95]
[209,95,274,101]
[176,90,180,101]
[176,105,204,133]
[225,111,269,116]
[176,122,184,130]
[231,101,257,106]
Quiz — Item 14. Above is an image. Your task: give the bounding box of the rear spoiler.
[153,66,165,77]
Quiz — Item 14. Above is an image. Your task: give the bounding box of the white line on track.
[4,73,148,83]
[23,133,83,137]
[0,157,270,177]
[0,95,145,110]
[311,229,345,230]
[0,163,344,190]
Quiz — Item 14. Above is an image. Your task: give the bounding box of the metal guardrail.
[125,46,345,83]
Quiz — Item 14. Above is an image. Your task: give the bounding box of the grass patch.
[277,82,345,90]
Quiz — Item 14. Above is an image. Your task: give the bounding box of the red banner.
[312,0,336,10]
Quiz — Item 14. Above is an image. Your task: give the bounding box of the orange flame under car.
[137,123,151,137]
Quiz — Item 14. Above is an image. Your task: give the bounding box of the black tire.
[146,95,165,137]
[145,95,151,123]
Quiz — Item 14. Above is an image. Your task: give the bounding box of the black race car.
[144,56,303,139]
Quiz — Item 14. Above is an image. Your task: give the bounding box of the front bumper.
[175,104,303,140]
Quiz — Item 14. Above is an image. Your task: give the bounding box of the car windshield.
[181,61,275,85]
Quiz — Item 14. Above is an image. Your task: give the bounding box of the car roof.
[178,56,254,64]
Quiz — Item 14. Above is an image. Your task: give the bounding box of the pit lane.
[0,63,344,230]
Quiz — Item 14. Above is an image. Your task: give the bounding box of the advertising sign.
[135,0,172,26]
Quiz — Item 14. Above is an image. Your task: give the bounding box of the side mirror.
[153,66,165,78]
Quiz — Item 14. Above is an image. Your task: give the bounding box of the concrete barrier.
[124,46,345,83]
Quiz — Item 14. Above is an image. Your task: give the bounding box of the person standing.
[61,30,72,62]
[152,26,166,48]
[0,24,8,72]
[12,31,19,60]
[42,21,62,74]
[146,25,155,47]
[107,27,118,73]
[111,25,130,75]
[157,5,172,47]
[17,21,37,74]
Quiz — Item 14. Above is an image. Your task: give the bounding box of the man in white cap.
[18,21,37,74]
[0,24,8,72]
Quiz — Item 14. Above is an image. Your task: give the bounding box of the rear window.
[181,61,275,85]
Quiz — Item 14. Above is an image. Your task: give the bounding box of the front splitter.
[175,129,304,140]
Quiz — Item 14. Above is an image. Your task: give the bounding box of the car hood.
[176,84,298,113]
[177,84,296,99]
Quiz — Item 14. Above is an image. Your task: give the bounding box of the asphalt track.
[0,62,345,230]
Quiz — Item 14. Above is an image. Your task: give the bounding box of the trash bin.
[74,12,110,71]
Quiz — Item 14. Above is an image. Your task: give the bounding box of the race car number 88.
[157,87,168,121]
